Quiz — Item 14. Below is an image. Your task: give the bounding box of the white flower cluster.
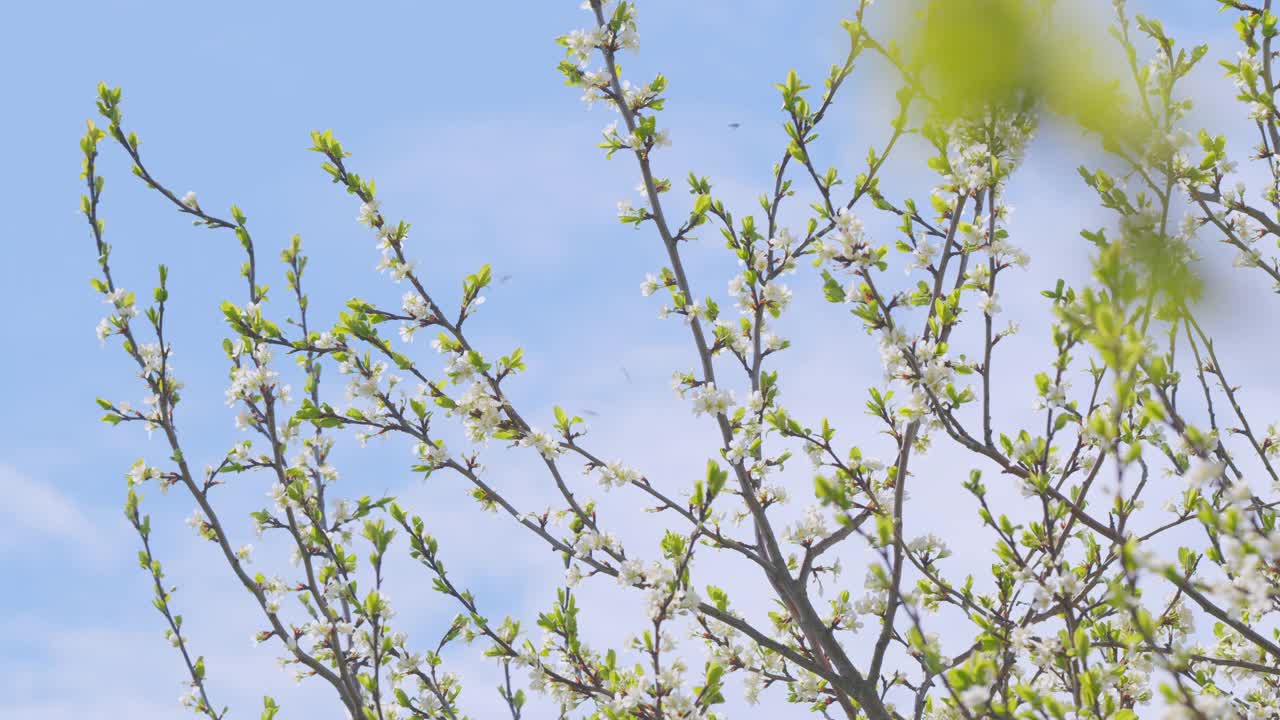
[178,682,202,712]
[127,459,161,486]
[184,508,208,534]
[225,342,283,407]
[879,330,962,443]
[356,198,380,227]
[724,392,781,484]
[596,460,639,489]
[854,567,891,616]
[398,291,432,343]
[97,287,139,344]
[569,528,620,560]
[976,291,1001,316]
[965,261,990,287]
[818,209,876,267]
[1033,378,1071,411]
[1216,528,1280,618]
[990,234,1031,269]
[452,381,504,444]
[823,591,860,630]
[376,251,414,283]
[292,435,339,484]
[944,111,1035,194]
[908,237,938,273]
[563,3,640,108]
[1023,567,1082,614]
[1182,457,1225,490]
[639,271,663,296]
[907,533,951,562]
[339,357,397,409]
[688,383,734,418]
[761,281,792,312]
[413,439,448,468]
[519,428,565,460]
[649,583,700,622]
[562,27,607,65]
[958,685,991,712]
[784,506,829,546]
[619,79,663,112]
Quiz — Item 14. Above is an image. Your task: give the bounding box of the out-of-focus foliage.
[901,0,1144,145]
[896,0,1212,310]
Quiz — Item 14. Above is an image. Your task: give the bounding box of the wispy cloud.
[0,465,102,553]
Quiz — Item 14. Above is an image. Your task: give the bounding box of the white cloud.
[0,465,102,553]
[0,617,329,720]
[0,699,175,720]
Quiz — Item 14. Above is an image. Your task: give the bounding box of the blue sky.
[2,1,1272,718]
